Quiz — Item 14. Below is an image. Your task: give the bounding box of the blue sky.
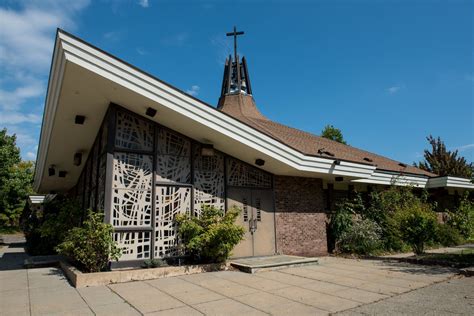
[0,0,473,164]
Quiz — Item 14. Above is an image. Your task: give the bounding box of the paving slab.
[77,286,124,307]
[193,298,268,315]
[90,302,141,316]
[108,281,185,313]
[146,306,204,315]
[270,285,362,312]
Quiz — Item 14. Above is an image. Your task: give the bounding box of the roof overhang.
[351,170,429,187]
[426,176,474,189]
[33,30,473,193]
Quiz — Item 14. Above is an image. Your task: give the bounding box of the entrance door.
[227,188,275,257]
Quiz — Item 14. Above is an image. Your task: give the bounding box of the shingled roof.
[218,94,436,177]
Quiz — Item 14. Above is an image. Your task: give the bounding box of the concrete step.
[230,255,319,273]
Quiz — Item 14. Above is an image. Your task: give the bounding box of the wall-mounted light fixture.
[333,160,341,165]
[48,165,56,176]
[73,152,83,166]
[335,176,344,182]
[145,107,157,118]
[201,144,214,157]
[75,115,86,125]
[255,158,265,166]
[58,171,67,178]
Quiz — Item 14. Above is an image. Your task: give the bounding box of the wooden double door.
[227,188,276,258]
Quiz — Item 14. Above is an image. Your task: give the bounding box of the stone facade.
[274,176,328,256]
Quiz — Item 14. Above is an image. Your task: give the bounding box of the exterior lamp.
[48,165,56,176]
[255,159,265,166]
[335,176,343,182]
[73,152,82,166]
[201,144,214,157]
[145,107,157,118]
[75,115,86,125]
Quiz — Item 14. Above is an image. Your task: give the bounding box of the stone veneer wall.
[274,176,328,256]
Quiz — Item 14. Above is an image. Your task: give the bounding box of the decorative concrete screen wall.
[70,104,274,265]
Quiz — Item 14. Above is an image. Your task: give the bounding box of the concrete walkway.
[1,235,471,315]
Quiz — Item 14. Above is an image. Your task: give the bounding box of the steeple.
[218,27,267,120]
[219,26,252,97]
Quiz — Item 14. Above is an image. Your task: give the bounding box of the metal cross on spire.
[226,26,244,64]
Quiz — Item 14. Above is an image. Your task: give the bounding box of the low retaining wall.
[60,261,228,288]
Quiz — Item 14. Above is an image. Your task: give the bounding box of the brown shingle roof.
[218,94,436,177]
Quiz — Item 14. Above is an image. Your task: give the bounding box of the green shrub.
[328,194,365,248]
[339,217,382,255]
[176,205,245,263]
[22,195,82,255]
[446,193,474,240]
[395,203,437,254]
[56,211,121,273]
[436,224,463,247]
[365,187,421,252]
[142,259,167,268]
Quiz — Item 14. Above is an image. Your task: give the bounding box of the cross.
[226,26,244,64]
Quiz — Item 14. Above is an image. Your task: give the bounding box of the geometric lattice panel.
[227,158,272,188]
[154,221,181,258]
[97,153,106,211]
[157,128,191,156]
[193,151,225,216]
[113,153,153,190]
[155,186,191,221]
[156,129,191,184]
[112,189,152,227]
[115,110,154,151]
[113,231,151,260]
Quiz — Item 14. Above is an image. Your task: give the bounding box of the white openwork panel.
[112,189,152,227]
[157,129,191,156]
[155,186,191,221]
[156,155,191,184]
[113,231,151,260]
[154,227,180,258]
[113,153,152,190]
[89,189,96,210]
[115,111,154,151]
[227,158,272,188]
[193,151,225,216]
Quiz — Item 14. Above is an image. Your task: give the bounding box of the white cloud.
[186,85,200,96]
[386,86,401,95]
[26,151,36,160]
[0,112,42,125]
[138,0,149,8]
[0,1,89,158]
[455,144,474,152]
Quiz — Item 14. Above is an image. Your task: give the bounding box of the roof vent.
[363,157,373,162]
[398,163,407,168]
[317,148,335,157]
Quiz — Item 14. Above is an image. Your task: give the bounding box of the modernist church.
[34,29,473,266]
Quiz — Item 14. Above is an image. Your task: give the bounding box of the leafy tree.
[0,129,34,227]
[416,135,472,178]
[321,124,347,144]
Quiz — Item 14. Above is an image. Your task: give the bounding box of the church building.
[33,29,474,266]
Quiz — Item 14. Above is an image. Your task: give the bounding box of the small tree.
[395,203,437,254]
[321,125,347,144]
[57,211,121,272]
[416,135,472,178]
[176,205,245,263]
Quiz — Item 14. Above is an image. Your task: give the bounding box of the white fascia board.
[34,31,377,190]
[351,170,429,187]
[33,35,67,192]
[427,176,474,189]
